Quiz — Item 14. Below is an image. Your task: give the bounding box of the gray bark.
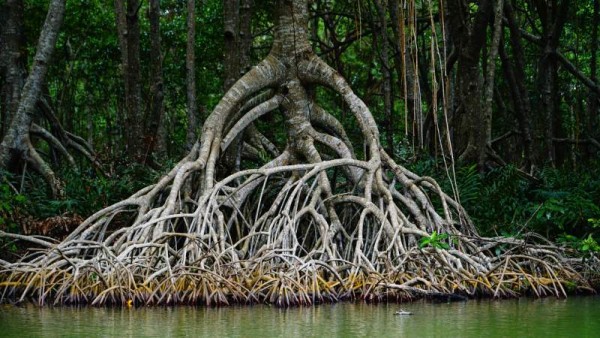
[0,0,25,137]
[115,0,144,162]
[222,0,254,172]
[0,0,66,196]
[503,1,534,169]
[534,0,569,166]
[480,0,504,166]
[446,0,493,166]
[374,0,394,156]
[186,0,198,150]
[147,0,166,161]
[125,0,143,162]
[223,0,240,91]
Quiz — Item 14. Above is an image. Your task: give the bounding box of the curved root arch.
[0,152,588,306]
[0,0,592,306]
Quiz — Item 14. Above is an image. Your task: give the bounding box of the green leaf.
[436,242,450,250]
[418,237,430,249]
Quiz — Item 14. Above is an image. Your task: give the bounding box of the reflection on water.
[1,297,599,337]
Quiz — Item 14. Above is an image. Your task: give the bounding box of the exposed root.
[0,153,591,306]
[0,0,593,306]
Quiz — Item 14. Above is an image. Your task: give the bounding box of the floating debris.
[394,309,413,316]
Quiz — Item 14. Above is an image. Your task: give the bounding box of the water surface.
[1,297,599,337]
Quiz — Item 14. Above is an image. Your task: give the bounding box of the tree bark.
[0,0,25,138]
[223,0,240,91]
[222,0,254,172]
[125,0,143,162]
[186,0,198,150]
[480,0,504,168]
[587,0,599,151]
[388,0,429,149]
[115,0,144,162]
[0,0,66,196]
[533,0,569,166]
[446,0,493,166]
[387,0,409,139]
[114,0,128,151]
[223,0,253,87]
[238,0,254,75]
[503,1,534,169]
[374,0,394,156]
[146,0,166,162]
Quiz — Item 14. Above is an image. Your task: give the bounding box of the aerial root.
[1,37,594,306]
[0,155,592,306]
[0,257,581,306]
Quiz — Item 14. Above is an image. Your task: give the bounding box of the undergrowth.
[408,156,600,259]
[23,162,169,218]
[0,160,171,240]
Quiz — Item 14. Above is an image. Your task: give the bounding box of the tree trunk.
[222,0,254,172]
[503,1,534,169]
[125,0,143,162]
[374,0,394,156]
[0,0,102,196]
[223,0,254,89]
[1,0,585,307]
[238,0,254,75]
[480,0,504,167]
[185,0,198,150]
[534,0,569,166]
[387,0,407,138]
[115,0,144,162]
[0,0,25,138]
[114,0,128,151]
[223,0,240,91]
[446,0,493,167]
[0,0,66,196]
[146,0,166,162]
[388,0,426,149]
[587,0,599,156]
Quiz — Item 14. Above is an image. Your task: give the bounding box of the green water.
[1,297,599,337]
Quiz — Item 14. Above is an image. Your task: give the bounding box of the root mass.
[0,0,593,306]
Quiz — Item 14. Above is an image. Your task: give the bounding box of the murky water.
[1,297,599,337]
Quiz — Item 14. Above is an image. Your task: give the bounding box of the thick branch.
[0,0,66,168]
[30,123,77,168]
[221,94,283,151]
[554,51,600,95]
